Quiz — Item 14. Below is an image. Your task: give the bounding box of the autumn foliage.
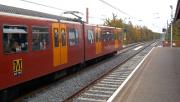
[103,14,160,44]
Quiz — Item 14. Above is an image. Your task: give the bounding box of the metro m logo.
[13,59,23,76]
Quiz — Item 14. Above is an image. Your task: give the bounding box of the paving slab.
[117,47,180,102]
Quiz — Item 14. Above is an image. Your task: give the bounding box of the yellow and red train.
[0,4,122,96]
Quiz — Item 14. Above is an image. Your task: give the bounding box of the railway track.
[69,41,160,102]
[14,41,159,102]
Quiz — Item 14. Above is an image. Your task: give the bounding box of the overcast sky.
[0,0,178,33]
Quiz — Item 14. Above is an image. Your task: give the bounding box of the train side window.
[87,30,94,44]
[101,32,106,42]
[102,32,112,42]
[3,25,28,53]
[61,28,66,46]
[69,28,78,46]
[75,29,79,45]
[110,33,114,41]
[32,27,49,51]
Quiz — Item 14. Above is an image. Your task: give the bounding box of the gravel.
[72,41,159,102]
[19,42,154,102]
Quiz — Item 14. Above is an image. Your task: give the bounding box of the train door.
[60,24,68,64]
[114,29,119,48]
[95,26,102,54]
[52,23,68,67]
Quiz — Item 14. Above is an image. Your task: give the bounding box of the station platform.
[116,47,180,102]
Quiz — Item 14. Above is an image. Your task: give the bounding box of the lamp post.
[170,5,173,47]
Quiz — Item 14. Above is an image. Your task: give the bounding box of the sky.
[0,0,178,33]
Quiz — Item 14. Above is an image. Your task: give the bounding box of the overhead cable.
[98,0,140,20]
[20,0,67,11]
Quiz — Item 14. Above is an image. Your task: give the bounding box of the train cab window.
[87,30,94,44]
[61,28,66,46]
[32,27,49,51]
[3,25,28,53]
[69,28,78,46]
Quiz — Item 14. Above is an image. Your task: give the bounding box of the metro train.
[0,4,122,100]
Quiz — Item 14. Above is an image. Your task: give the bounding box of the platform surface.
[117,47,180,102]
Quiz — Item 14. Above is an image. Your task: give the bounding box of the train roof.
[0,4,81,22]
[0,4,122,29]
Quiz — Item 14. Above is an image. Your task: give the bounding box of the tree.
[103,14,160,44]
[104,13,124,28]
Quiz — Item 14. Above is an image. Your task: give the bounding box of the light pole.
[170,5,173,47]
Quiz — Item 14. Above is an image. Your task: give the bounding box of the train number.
[13,59,23,76]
